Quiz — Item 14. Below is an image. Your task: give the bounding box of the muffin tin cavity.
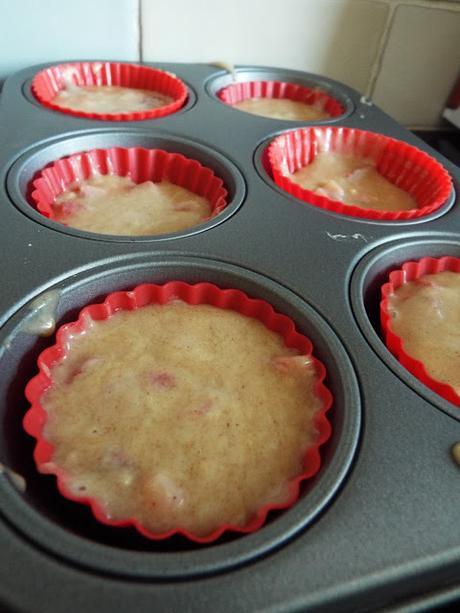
[0,255,360,578]
[350,237,460,421]
[206,67,354,123]
[6,131,245,242]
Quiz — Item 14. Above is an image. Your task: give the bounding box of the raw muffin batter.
[53,85,173,114]
[53,175,211,235]
[234,98,330,121]
[40,302,323,537]
[289,152,416,211]
[387,270,460,394]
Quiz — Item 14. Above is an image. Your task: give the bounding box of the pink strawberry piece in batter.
[64,356,102,384]
[148,370,176,389]
[272,355,313,373]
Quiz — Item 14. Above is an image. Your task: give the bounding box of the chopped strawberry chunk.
[174,202,193,212]
[346,167,371,182]
[191,399,214,416]
[316,180,345,201]
[272,355,313,373]
[54,200,82,219]
[416,277,437,288]
[148,370,176,389]
[144,473,185,509]
[101,448,130,469]
[65,356,102,384]
[79,184,106,199]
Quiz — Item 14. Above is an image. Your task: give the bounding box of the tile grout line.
[365,0,460,102]
[365,1,398,99]
[400,0,460,10]
[138,0,143,63]
[370,0,460,11]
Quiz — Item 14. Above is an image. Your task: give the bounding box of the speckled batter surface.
[289,152,416,211]
[388,271,460,393]
[40,302,323,537]
[53,85,173,114]
[234,98,330,121]
[53,175,211,236]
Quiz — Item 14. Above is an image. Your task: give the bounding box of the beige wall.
[141,0,460,128]
[1,0,459,128]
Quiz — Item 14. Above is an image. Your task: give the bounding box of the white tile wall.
[372,2,460,126]
[141,0,389,94]
[1,0,459,127]
[0,0,139,81]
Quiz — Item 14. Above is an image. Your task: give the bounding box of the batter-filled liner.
[267,127,452,221]
[381,256,460,407]
[30,147,228,237]
[24,282,333,543]
[31,62,188,121]
[218,80,344,121]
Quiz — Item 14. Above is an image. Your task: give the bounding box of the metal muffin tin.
[0,62,459,612]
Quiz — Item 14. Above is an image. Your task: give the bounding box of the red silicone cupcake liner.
[23,282,333,544]
[30,147,228,228]
[267,127,452,221]
[381,256,460,406]
[32,62,188,121]
[218,80,344,119]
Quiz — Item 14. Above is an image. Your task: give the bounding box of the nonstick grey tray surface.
[0,61,459,612]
